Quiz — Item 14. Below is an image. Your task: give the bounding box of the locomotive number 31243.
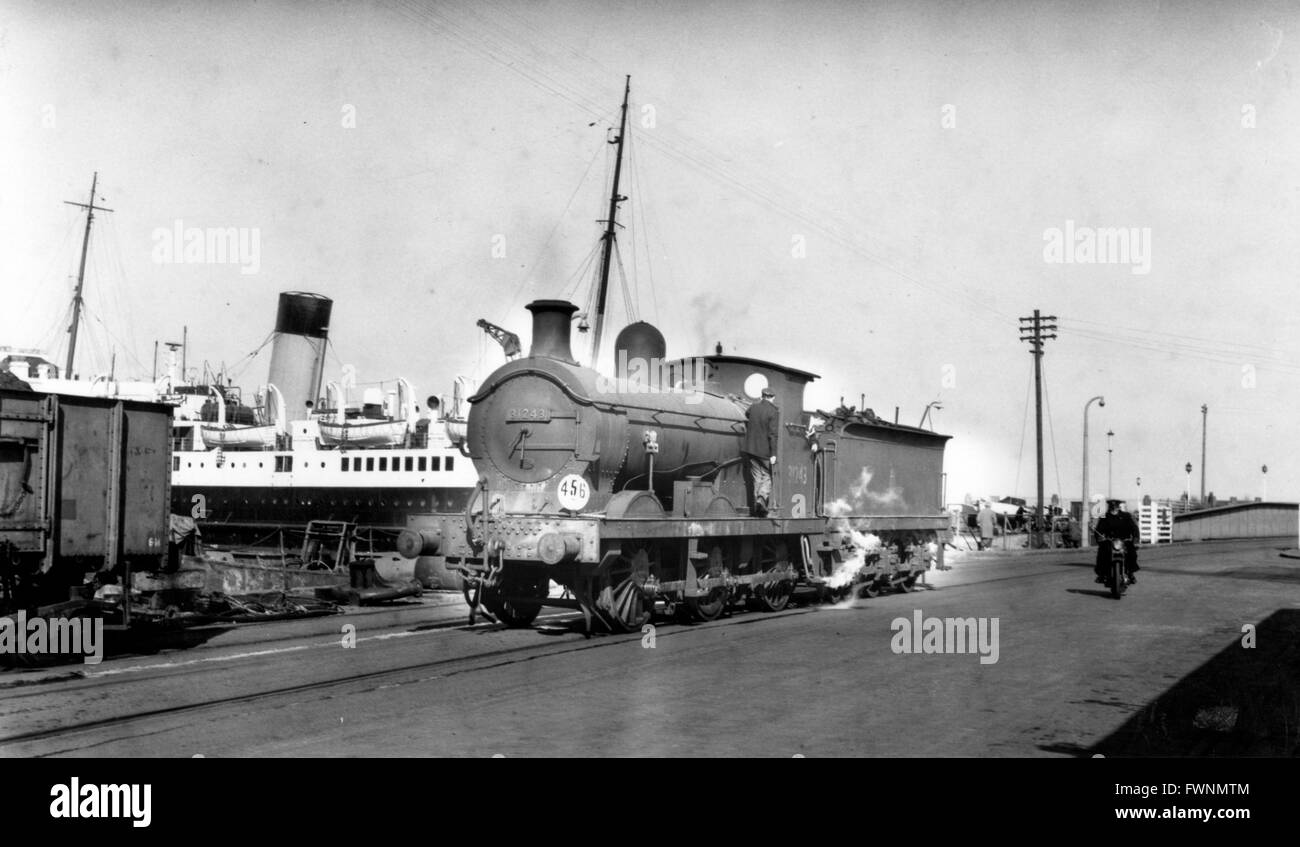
[507,408,552,422]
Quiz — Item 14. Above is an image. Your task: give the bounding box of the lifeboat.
[200,384,285,450]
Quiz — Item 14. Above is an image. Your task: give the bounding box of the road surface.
[1,539,1296,757]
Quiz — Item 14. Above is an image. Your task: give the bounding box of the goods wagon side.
[0,388,171,611]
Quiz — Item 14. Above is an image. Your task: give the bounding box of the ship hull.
[171,483,475,548]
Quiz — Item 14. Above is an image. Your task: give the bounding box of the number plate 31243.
[507,408,551,422]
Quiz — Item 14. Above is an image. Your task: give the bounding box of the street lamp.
[1262,464,1268,501]
[1185,462,1193,505]
[1082,395,1105,547]
[1107,429,1114,499]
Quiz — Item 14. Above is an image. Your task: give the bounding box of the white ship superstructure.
[166,292,478,545]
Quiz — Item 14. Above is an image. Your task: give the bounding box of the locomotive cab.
[665,354,816,418]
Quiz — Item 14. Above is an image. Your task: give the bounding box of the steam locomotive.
[398,300,951,632]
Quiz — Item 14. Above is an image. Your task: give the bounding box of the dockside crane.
[476,319,522,360]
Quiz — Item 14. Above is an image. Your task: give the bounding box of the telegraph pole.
[1019,310,1057,548]
[62,172,114,378]
[1200,404,1207,504]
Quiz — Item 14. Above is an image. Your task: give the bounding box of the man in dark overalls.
[743,387,780,516]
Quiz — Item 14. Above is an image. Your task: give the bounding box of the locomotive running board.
[598,516,827,540]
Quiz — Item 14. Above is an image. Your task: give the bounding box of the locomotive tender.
[398,300,950,631]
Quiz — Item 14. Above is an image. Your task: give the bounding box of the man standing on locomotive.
[743,387,780,517]
[1093,498,1140,584]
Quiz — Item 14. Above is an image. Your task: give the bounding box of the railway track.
[0,603,816,753]
[2,553,1166,753]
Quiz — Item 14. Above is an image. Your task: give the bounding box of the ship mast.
[589,75,631,366]
[62,172,113,378]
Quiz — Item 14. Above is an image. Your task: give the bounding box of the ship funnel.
[266,292,332,418]
[526,300,579,364]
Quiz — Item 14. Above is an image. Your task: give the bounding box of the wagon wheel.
[595,549,652,633]
[481,571,548,628]
[685,545,730,621]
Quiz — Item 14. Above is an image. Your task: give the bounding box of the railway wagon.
[0,387,171,619]
[398,300,950,631]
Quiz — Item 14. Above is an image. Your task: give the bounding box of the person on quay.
[977,500,996,550]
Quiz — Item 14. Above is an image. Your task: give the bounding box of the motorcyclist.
[1093,498,1140,584]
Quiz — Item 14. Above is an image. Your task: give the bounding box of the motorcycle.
[1096,534,1132,599]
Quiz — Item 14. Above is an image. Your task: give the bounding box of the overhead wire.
[500,140,605,320]
[1041,356,1063,506]
[382,0,1017,327]
[1060,316,1288,357]
[612,238,634,323]
[17,207,81,342]
[1064,325,1300,375]
[626,117,659,324]
[1013,358,1031,497]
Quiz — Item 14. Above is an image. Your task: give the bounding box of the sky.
[2,0,1298,507]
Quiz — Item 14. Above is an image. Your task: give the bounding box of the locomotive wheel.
[595,550,652,633]
[899,574,920,593]
[684,544,730,621]
[685,587,729,621]
[481,573,548,628]
[857,581,881,599]
[751,541,794,612]
[824,584,852,603]
[754,577,793,612]
[755,581,792,612]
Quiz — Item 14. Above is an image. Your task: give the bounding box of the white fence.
[1136,504,1173,544]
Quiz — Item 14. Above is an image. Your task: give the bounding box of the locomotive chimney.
[526,300,579,364]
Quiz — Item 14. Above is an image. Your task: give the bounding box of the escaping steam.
[823,528,883,589]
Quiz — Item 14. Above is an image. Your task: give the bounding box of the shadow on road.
[1043,608,1300,756]
[1065,587,1122,600]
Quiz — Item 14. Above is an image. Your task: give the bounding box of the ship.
[5,175,480,575]
[166,291,480,551]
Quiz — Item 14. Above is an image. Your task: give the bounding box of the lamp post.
[1262,464,1268,501]
[1107,429,1114,499]
[1082,395,1105,547]
[1185,462,1193,506]
[1201,404,1207,503]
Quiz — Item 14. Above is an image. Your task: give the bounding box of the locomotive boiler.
[399,299,951,631]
